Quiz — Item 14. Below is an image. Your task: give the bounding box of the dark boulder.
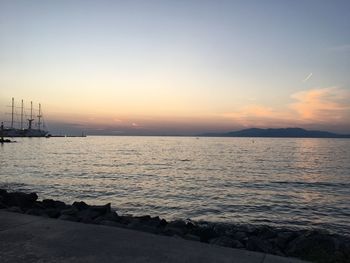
[90,203,111,214]
[25,208,47,217]
[159,219,168,227]
[167,220,187,229]
[0,201,7,209]
[135,215,151,222]
[2,192,38,209]
[74,203,112,223]
[0,189,7,197]
[286,231,339,262]
[275,231,298,250]
[231,231,247,241]
[163,226,186,237]
[209,236,244,248]
[195,226,219,242]
[45,208,61,218]
[61,207,79,216]
[58,214,79,222]
[134,216,167,228]
[77,209,103,223]
[114,215,133,225]
[94,211,119,224]
[127,220,159,234]
[72,201,90,211]
[42,199,67,210]
[255,226,277,239]
[246,236,275,254]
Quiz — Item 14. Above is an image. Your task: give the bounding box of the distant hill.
[199,128,350,138]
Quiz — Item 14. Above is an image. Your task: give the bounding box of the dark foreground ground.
[0,189,349,263]
[0,210,307,263]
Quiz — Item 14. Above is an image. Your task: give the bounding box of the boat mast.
[37,103,42,130]
[21,99,24,130]
[11,97,14,128]
[28,101,34,130]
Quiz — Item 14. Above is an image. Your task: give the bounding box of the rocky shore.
[0,189,349,263]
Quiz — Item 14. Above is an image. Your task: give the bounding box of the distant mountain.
[199,128,350,138]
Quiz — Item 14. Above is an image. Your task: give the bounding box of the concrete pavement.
[0,211,308,263]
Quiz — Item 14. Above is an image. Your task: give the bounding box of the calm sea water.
[1,136,349,235]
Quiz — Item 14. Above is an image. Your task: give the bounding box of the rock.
[61,207,79,216]
[185,221,196,230]
[210,236,242,248]
[195,227,218,242]
[167,220,187,229]
[246,236,275,253]
[135,216,167,228]
[159,219,168,227]
[240,224,257,234]
[163,226,185,237]
[25,208,47,217]
[70,203,112,223]
[114,215,133,225]
[232,239,245,249]
[89,203,111,215]
[127,221,159,234]
[275,231,298,250]
[286,231,338,262]
[92,212,119,224]
[77,209,102,223]
[72,201,89,211]
[42,199,67,210]
[135,215,151,222]
[0,189,7,196]
[45,208,61,218]
[0,201,7,209]
[2,192,38,209]
[231,231,247,241]
[256,226,277,239]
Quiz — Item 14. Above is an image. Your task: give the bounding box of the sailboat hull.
[3,128,48,137]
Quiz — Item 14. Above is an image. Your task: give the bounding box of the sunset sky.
[1,0,350,135]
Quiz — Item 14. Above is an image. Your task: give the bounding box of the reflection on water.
[0,136,350,235]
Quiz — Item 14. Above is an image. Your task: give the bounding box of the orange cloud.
[220,87,350,128]
[290,87,350,123]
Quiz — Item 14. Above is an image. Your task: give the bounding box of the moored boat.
[1,98,49,137]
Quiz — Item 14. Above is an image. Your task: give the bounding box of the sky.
[1,0,350,135]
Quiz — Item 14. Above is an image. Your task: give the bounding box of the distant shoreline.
[199,128,350,139]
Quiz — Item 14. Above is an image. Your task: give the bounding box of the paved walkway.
[0,211,308,263]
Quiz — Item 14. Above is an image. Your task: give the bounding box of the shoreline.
[0,188,349,263]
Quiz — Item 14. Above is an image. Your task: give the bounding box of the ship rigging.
[1,98,49,137]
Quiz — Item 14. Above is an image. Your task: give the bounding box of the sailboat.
[1,98,49,137]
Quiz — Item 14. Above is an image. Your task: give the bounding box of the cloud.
[219,105,291,128]
[289,87,350,123]
[220,87,350,130]
[303,73,313,82]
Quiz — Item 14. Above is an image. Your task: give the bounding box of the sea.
[1,136,349,236]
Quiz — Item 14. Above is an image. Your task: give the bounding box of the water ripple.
[1,136,349,235]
